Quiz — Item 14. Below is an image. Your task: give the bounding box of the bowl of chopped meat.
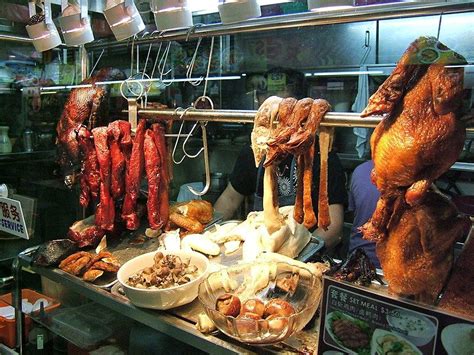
[117,250,209,309]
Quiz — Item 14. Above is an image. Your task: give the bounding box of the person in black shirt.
[214,143,347,249]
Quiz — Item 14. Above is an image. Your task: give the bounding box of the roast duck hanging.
[360,36,472,304]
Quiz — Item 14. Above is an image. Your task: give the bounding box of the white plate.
[386,308,436,347]
[324,311,371,354]
[441,323,474,355]
[371,328,422,355]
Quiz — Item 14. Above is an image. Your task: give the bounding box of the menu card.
[318,276,474,355]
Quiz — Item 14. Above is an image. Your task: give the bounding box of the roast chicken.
[376,191,470,303]
[361,36,468,241]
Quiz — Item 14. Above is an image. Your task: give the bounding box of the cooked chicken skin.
[377,191,470,304]
[361,36,467,241]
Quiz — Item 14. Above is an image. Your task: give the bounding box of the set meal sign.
[0,196,29,239]
[318,276,474,355]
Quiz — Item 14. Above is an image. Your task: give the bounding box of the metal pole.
[132,107,474,131]
[86,2,474,50]
[79,45,89,81]
[12,257,24,354]
[131,108,385,128]
[0,34,32,43]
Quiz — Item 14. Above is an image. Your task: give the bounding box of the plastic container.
[0,126,12,154]
[50,310,112,349]
[0,289,60,348]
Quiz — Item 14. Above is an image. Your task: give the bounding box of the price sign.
[318,276,473,355]
[0,196,29,239]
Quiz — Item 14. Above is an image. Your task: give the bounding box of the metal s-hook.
[172,107,193,164]
[187,122,210,196]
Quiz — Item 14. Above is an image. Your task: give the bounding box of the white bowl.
[386,308,436,347]
[117,250,209,310]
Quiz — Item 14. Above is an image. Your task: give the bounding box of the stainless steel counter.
[14,237,319,354]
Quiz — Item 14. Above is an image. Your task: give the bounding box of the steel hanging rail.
[87,1,474,50]
[130,107,474,132]
[132,108,385,128]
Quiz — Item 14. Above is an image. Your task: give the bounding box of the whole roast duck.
[360,36,472,303]
[361,36,469,241]
[56,67,125,181]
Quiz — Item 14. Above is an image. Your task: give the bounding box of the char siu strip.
[76,126,100,208]
[144,129,162,230]
[122,120,146,230]
[152,123,169,228]
[92,127,115,231]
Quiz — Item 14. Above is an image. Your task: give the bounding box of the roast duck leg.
[361,36,467,242]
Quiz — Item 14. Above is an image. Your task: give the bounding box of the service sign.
[0,196,29,239]
[318,276,474,355]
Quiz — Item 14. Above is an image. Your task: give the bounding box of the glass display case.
[1,0,473,353]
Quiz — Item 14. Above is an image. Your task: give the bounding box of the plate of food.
[371,329,422,355]
[441,323,474,355]
[386,308,436,346]
[324,311,373,354]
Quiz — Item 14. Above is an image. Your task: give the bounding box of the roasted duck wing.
[361,37,467,241]
[377,191,469,304]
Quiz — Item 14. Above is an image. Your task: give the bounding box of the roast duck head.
[56,67,125,184]
[360,36,470,241]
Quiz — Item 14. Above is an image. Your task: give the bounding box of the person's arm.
[312,203,344,249]
[214,182,245,220]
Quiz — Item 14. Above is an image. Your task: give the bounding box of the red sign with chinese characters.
[0,196,29,239]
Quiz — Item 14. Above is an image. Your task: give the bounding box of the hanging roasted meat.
[264,98,331,230]
[377,191,469,304]
[152,123,170,229]
[144,128,163,230]
[107,120,132,200]
[56,68,125,179]
[76,126,100,208]
[122,119,146,230]
[92,127,115,231]
[251,96,284,234]
[439,233,474,317]
[361,36,468,241]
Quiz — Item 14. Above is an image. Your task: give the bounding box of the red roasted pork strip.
[144,129,162,230]
[77,126,100,207]
[152,123,169,228]
[92,127,114,231]
[122,120,146,230]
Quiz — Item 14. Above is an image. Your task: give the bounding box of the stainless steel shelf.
[86,1,474,50]
[15,252,255,355]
